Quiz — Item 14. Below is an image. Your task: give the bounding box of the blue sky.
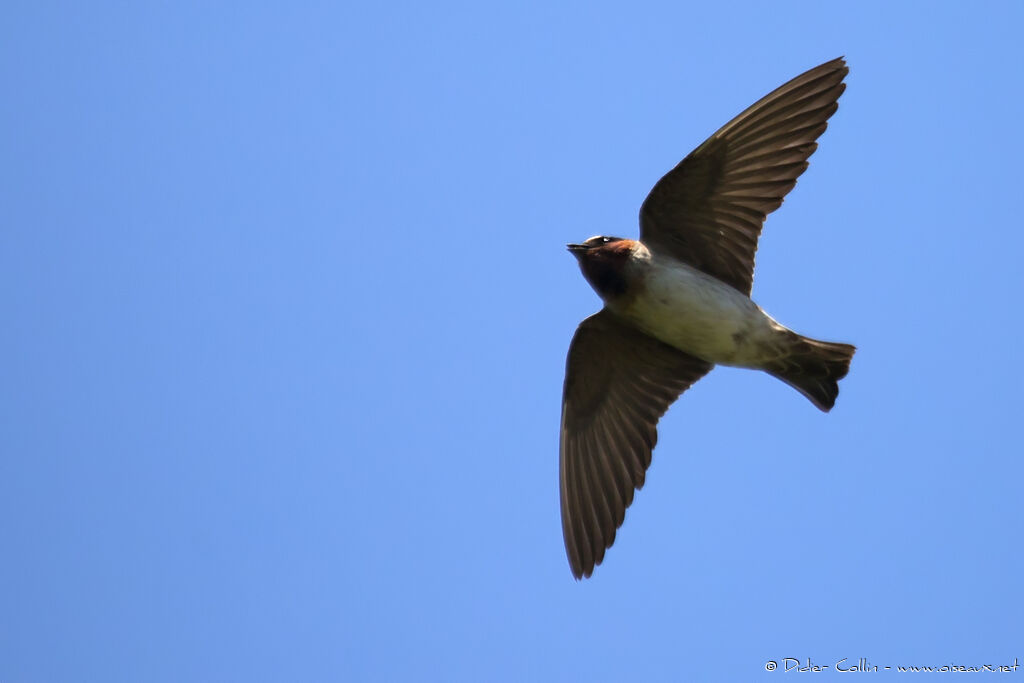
[2,1,1023,681]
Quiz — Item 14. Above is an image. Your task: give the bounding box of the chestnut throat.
[578,243,635,301]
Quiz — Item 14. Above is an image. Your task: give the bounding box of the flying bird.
[561,57,856,579]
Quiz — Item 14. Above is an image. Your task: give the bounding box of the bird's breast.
[612,258,775,366]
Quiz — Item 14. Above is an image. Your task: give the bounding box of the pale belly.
[611,261,781,367]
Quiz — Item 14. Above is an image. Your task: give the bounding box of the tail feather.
[764,334,856,412]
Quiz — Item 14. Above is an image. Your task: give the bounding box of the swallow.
[561,57,856,579]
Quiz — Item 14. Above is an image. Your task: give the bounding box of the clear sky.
[2,1,1022,681]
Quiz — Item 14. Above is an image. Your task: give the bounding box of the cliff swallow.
[561,58,856,579]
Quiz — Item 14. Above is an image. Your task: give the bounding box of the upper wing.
[639,57,848,294]
[560,309,712,579]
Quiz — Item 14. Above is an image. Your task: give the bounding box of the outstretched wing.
[560,310,712,579]
[640,57,848,294]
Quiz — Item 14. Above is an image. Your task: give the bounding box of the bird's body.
[605,240,777,367]
[559,57,857,579]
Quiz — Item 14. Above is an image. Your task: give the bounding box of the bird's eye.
[602,237,611,243]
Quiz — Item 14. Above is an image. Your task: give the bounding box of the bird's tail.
[763,333,856,412]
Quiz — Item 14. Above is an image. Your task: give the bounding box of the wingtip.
[812,56,848,76]
[831,56,849,75]
[566,555,589,581]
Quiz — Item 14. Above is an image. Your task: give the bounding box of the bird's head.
[566,236,637,301]
[566,235,627,255]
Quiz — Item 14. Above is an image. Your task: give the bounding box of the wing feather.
[639,58,848,293]
[559,310,712,579]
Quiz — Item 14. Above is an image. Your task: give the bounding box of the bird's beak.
[566,243,588,255]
